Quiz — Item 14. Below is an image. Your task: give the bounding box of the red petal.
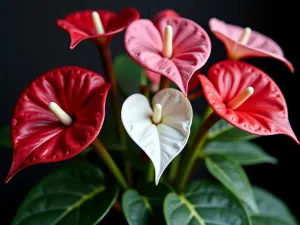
[209,18,294,72]
[57,8,139,49]
[152,9,180,25]
[198,60,298,143]
[188,72,200,91]
[125,18,211,95]
[5,66,110,182]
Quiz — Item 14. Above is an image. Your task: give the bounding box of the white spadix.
[48,102,73,126]
[227,86,254,110]
[92,11,105,35]
[239,27,252,45]
[162,25,173,58]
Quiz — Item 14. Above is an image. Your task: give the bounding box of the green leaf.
[187,113,202,148]
[122,189,152,225]
[250,187,298,225]
[204,141,277,165]
[164,180,251,225]
[98,117,126,151]
[114,54,143,96]
[251,216,291,225]
[13,163,119,225]
[208,120,257,142]
[140,183,173,207]
[0,125,11,148]
[205,155,258,212]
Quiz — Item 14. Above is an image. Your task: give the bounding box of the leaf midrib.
[50,185,105,225]
[179,194,205,225]
[205,157,258,212]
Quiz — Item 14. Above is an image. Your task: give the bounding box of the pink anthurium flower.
[198,60,298,144]
[209,18,294,72]
[57,8,140,49]
[5,66,110,183]
[125,16,211,96]
[145,10,180,86]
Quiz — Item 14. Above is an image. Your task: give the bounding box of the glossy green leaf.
[114,54,143,96]
[208,120,257,142]
[12,164,119,225]
[0,125,11,148]
[204,141,277,165]
[141,183,172,207]
[250,187,298,225]
[188,113,202,148]
[205,155,258,212]
[122,189,152,225]
[164,180,251,225]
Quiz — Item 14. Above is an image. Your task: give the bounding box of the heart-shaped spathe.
[121,88,193,185]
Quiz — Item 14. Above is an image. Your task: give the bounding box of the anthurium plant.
[2,8,299,225]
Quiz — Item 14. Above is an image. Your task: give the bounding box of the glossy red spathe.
[209,18,294,72]
[125,17,211,95]
[5,66,110,183]
[57,8,140,49]
[198,60,298,143]
[152,9,180,26]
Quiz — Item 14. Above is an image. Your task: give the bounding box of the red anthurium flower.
[152,9,180,26]
[57,8,140,49]
[209,18,294,72]
[125,16,211,95]
[198,60,298,143]
[5,66,110,183]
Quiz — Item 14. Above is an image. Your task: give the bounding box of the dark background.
[0,0,299,224]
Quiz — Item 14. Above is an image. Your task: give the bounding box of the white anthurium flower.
[121,88,193,185]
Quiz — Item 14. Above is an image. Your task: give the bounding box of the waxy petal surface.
[57,8,139,48]
[152,9,180,26]
[121,88,192,184]
[209,18,293,72]
[6,66,110,182]
[125,17,211,95]
[198,60,298,143]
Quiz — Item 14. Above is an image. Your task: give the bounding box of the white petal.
[121,89,193,185]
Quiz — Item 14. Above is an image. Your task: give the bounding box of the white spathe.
[121,88,193,185]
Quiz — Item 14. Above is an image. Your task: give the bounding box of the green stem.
[98,46,133,186]
[92,138,129,190]
[168,155,181,184]
[146,161,155,183]
[176,113,220,191]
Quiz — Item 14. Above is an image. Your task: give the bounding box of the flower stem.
[98,46,133,186]
[146,161,155,183]
[159,76,170,90]
[188,90,203,101]
[175,113,219,192]
[168,155,181,184]
[92,138,129,190]
[98,46,126,146]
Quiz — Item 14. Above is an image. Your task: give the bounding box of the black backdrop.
[0,0,299,224]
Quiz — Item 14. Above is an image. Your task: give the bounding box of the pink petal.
[198,60,298,143]
[209,18,294,72]
[145,70,161,84]
[125,18,211,95]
